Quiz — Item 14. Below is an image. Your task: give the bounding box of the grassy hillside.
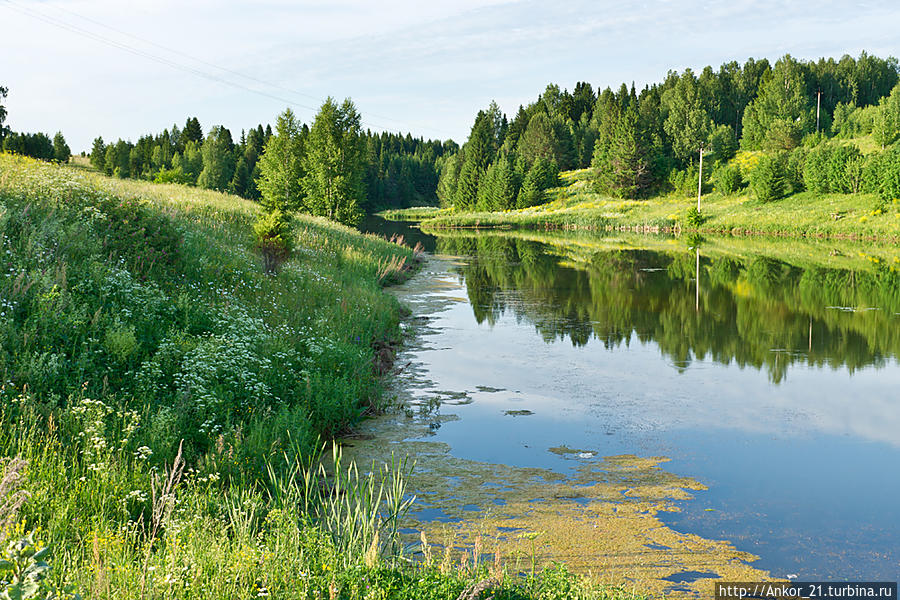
[0,154,641,599]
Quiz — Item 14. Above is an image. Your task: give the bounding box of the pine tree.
[301,98,366,226]
[257,108,305,212]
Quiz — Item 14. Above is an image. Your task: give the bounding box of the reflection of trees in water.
[436,235,900,383]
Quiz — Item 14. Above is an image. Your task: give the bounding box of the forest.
[439,52,900,212]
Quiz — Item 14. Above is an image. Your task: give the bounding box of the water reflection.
[436,234,900,383]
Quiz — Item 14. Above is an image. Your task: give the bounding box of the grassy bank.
[419,169,900,240]
[0,154,641,599]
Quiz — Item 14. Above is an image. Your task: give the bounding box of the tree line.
[1,86,72,163]
[0,86,452,217]
[442,51,900,209]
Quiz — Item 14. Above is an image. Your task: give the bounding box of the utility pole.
[816,91,822,133]
[697,146,703,212]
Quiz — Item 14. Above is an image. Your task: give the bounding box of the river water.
[360,216,900,584]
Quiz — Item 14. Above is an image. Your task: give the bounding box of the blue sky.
[2,0,899,151]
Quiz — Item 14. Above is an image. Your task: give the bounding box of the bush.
[804,145,831,193]
[668,164,708,198]
[252,209,294,274]
[783,147,807,194]
[881,147,900,201]
[750,153,786,202]
[828,146,862,193]
[684,206,705,228]
[712,163,743,195]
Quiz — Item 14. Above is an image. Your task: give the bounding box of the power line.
[0,0,452,137]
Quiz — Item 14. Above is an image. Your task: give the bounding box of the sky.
[2,0,900,151]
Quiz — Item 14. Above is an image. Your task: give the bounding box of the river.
[357,216,900,592]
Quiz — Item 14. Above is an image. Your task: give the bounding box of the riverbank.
[397,169,900,241]
[0,154,644,599]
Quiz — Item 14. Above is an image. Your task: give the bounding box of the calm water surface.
[362,216,900,580]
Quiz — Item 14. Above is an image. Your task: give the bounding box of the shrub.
[804,145,831,193]
[712,163,743,195]
[881,147,900,201]
[252,210,293,274]
[828,146,862,193]
[750,153,786,202]
[668,164,708,197]
[684,207,705,228]
[784,147,807,194]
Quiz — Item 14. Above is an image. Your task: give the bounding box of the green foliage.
[0,532,77,600]
[668,163,709,198]
[301,98,366,226]
[518,112,561,168]
[712,163,743,195]
[197,126,235,191]
[2,133,54,161]
[252,210,293,274]
[742,55,814,150]
[256,108,305,213]
[873,83,900,149]
[89,137,105,171]
[661,69,713,163]
[454,110,496,210]
[51,133,70,164]
[749,153,787,202]
[593,103,650,199]
[517,157,559,209]
[684,207,705,227]
[152,166,192,185]
[436,152,462,208]
[709,124,738,161]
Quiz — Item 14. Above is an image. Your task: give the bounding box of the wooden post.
[697,146,703,212]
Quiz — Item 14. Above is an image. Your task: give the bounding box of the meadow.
[0,154,642,599]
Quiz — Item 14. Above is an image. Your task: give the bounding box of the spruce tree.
[52,132,71,163]
[90,137,106,171]
[593,103,650,198]
[182,117,203,145]
[454,111,494,210]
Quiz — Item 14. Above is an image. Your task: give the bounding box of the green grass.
[423,166,900,241]
[377,206,446,220]
[0,153,644,600]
